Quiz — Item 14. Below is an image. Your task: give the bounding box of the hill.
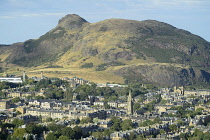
[1,14,210,87]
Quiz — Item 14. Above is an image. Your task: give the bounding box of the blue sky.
[0,0,210,44]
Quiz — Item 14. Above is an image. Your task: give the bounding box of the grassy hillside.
[1,14,210,86]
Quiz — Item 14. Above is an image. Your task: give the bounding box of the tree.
[35,95,44,99]
[64,87,73,101]
[46,132,57,140]
[103,129,111,138]
[11,97,21,103]
[55,90,64,99]
[169,124,177,132]
[128,132,136,140]
[110,117,122,131]
[58,135,69,140]
[13,128,26,138]
[0,91,6,98]
[159,99,167,105]
[45,117,53,122]
[12,118,24,128]
[195,107,204,115]
[61,127,75,139]
[145,102,155,112]
[91,132,103,140]
[35,79,52,90]
[121,119,133,131]
[134,103,141,111]
[0,81,9,90]
[47,123,64,131]
[159,129,165,134]
[80,117,93,124]
[73,126,83,140]
[26,123,45,137]
[104,103,110,109]
[179,133,187,140]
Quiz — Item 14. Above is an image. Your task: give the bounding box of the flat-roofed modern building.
[0,77,22,83]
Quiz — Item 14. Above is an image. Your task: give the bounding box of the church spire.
[127,90,133,115]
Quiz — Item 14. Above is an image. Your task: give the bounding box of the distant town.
[0,71,210,140]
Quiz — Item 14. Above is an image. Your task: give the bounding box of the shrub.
[80,63,94,68]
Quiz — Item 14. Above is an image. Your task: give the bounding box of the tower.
[23,71,26,82]
[127,90,133,115]
[41,71,43,79]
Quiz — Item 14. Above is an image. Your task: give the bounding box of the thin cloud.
[0,16,15,19]
[123,0,210,12]
[21,13,66,17]
[148,0,209,7]
[0,12,67,18]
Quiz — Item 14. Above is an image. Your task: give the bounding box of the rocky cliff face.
[1,14,210,86]
[114,64,210,87]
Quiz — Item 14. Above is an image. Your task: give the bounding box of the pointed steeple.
[127,90,133,115]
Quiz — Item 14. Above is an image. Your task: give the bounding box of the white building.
[0,77,22,83]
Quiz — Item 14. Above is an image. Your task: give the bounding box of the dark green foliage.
[139,118,162,127]
[128,132,136,140]
[81,62,94,68]
[0,82,9,90]
[91,131,104,140]
[128,83,147,96]
[110,117,122,131]
[80,117,93,124]
[73,126,83,140]
[96,61,125,71]
[72,82,148,102]
[99,26,107,32]
[11,97,21,103]
[45,65,63,68]
[45,117,53,122]
[96,63,108,71]
[1,122,15,139]
[46,132,58,140]
[12,118,24,128]
[35,79,52,91]
[26,123,45,137]
[34,95,44,99]
[58,135,69,140]
[166,106,205,118]
[47,123,64,131]
[0,81,20,90]
[61,127,75,139]
[134,103,141,111]
[46,123,86,140]
[64,86,73,101]
[169,124,177,131]
[0,91,7,98]
[121,119,133,131]
[45,88,64,99]
[1,123,15,128]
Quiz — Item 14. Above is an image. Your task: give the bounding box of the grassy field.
[25,67,124,84]
[0,58,189,84]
